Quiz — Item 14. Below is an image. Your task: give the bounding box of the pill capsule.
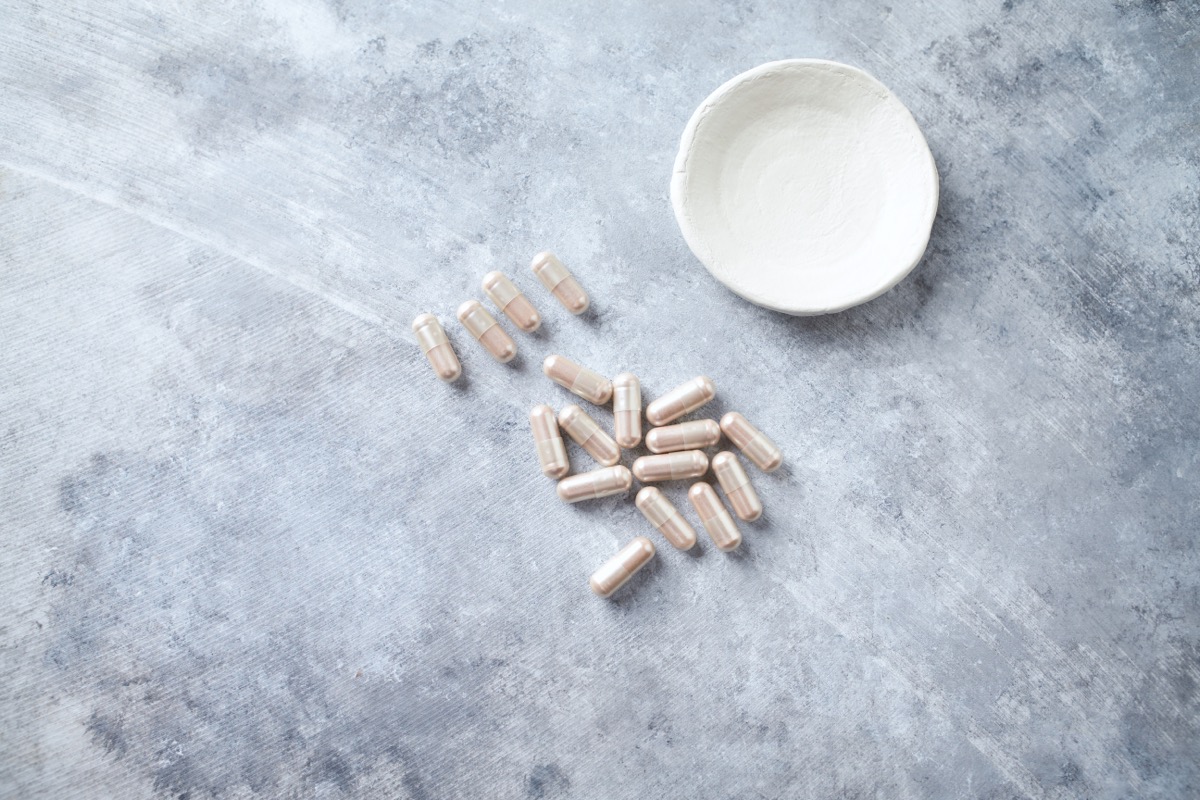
[482,271,541,332]
[558,404,621,467]
[531,251,590,314]
[645,419,721,454]
[612,372,642,448]
[557,465,633,503]
[688,482,742,551]
[635,487,697,550]
[530,404,569,479]
[646,376,716,425]
[456,300,517,363]
[720,412,783,472]
[543,355,613,405]
[711,451,763,521]
[412,313,462,382]
[631,451,708,482]
[590,536,655,598]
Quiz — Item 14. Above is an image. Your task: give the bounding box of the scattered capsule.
[482,271,541,332]
[635,487,697,550]
[646,376,716,425]
[631,451,709,482]
[530,404,569,479]
[456,300,517,363]
[711,451,763,521]
[688,482,742,551]
[612,372,642,448]
[543,354,613,405]
[557,465,633,503]
[412,313,461,382]
[590,536,655,598]
[645,419,721,454]
[720,412,783,472]
[558,405,621,467]
[531,251,590,314]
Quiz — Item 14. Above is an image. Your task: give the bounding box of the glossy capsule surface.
[688,482,742,551]
[645,419,721,454]
[482,271,541,332]
[612,372,642,448]
[631,451,708,482]
[720,412,783,472]
[557,465,633,503]
[543,355,613,405]
[456,300,516,363]
[530,404,569,479]
[635,487,697,550]
[558,405,620,467]
[646,376,716,425]
[711,451,763,521]
[531,251,589,314]
[590,536,655,598]
[412,313,461,382]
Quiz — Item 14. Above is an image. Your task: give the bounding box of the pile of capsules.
[413,252,782,599]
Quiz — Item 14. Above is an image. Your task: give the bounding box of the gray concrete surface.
[1,1,1198,797]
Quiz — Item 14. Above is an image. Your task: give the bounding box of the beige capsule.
[720,412,783,472]
[635,487,697,550]
[456,300,517,363]
[543,354,613,405]
[646,376,716,425]
[590,536,655,598]
[711,451,763,522]
[412,313,462,382]
[631,450,708,482]
[612,372,642,448]
[557,465,633,503]
[531,251,589,314]
[558,405,620,467]
[688,482,742,551]
[482,271,541,332]
[530,404,569,479]
[645,419,721,454]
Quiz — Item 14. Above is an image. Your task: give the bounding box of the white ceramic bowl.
[671,59,939,315]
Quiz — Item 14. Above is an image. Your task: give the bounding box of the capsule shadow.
[609,554,660,605]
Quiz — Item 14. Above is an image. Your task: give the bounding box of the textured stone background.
[1,1,1198,798]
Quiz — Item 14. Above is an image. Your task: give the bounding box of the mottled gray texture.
[1,1,1197,798]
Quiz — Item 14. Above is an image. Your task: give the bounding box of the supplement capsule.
[557,465,633,503]
[645,419,721,454]
[631,451,708,482]
[711,451,763,521]
[688,482,742,551]
[720,412,783,472]
[558,405,620,467]
[612,372,642,448]
[482,271,541,332]
[646,376,716,425]
[530,404,569,479]
[456,300,517,363]
[531,251,590,314]
[590,536,655,598]
[543,355,613,405]
[635,487,697,550]
[412,313,461,382]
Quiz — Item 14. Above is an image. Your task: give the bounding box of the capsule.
[456,300,516,363]
[412,313,461,382]
[688,482,742,551]
[590,536,655,598]
[635,487,697,550]
[543,355,613,405]
[720,412,783,472]
[631,451,708,482]
[612,372,642,448]
[531,251,589,314]
[711,451,763,521]
[530,404,569,479]
[557,465,633,503]
[558,405,620,467]
[645,419,721,454]
[646,376,716,425]
[482,271,541,332]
